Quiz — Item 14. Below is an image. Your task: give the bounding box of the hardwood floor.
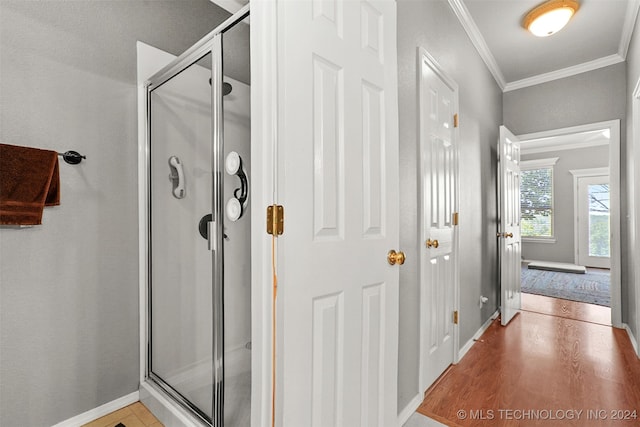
[522,293,611,326]
[417,307,640,426]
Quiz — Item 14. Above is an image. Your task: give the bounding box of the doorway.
[516,121,620,326]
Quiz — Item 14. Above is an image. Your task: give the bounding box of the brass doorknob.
[426,239,439,249]
[388,250,406,266]
[505,232,513,238]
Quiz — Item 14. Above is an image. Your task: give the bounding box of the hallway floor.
[417,295,640,426]
[521,292,611,326]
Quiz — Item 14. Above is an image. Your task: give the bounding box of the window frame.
[520,157,559,242]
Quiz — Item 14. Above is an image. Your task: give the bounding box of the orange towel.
[0,143,60,225]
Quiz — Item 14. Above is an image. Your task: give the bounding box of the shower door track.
[148,371,215,425]
[142,5,250,427]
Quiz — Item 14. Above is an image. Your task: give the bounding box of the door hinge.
[453,310,459,325]
[453,113,459,128]
[453,212,459,226]
[267,204,284,236]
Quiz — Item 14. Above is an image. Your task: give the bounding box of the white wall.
[504,64,627,135]
[396,0,503,413]
[0,2,232,425]
[521,145,609,263]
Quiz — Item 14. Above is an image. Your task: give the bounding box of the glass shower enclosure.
[142,7,250,426]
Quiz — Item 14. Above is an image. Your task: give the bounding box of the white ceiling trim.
[619,0,640,59]
[447,0,506,90]
[517,120,619,140]
[520,138,609,155]
[503,54,625,92]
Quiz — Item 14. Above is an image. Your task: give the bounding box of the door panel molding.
[276,1,400,425]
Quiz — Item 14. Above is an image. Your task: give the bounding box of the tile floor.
[81,402,163,427]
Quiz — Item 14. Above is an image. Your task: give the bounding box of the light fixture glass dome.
[524,0,579,38]
[528,8,574,37]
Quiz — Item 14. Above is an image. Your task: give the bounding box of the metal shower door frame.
[143,5,249,426]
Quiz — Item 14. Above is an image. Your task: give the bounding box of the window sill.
[522,237,556,244]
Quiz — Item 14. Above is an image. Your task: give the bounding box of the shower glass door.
[145,8,250,426]
[148,48,219,423]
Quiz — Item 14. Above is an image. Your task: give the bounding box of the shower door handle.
[168,156,185,199]
[208,220,216,251]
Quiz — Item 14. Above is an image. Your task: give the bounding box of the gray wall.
[504,63,627,135]
[396,0,502,413]
[625,16,640,345]
[521,145,609,263]
[0,2,231,426]
[504,63,632,328]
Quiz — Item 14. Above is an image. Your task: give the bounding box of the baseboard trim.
[458,309,499,361]
[398,392,425,426]
[622,323,639,357]
[51,391,139,427]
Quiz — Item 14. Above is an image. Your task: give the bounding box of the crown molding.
[503,54,625,92]
[447,0,506,91]
[619,0,640,59]
[517,119,619,140]
[450,0,635,93]
[521,138,609,155]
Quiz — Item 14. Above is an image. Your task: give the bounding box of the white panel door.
[577,175,611,269]
[277,0,399,426]
[418,50,459,391]
[499,126,521,326]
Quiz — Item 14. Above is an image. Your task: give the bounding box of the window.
[520,158,558,240]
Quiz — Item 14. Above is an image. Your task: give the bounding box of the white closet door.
[277,0,400,425]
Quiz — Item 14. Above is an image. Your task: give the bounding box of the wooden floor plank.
[522,293,611,326]
[418,309,640,426]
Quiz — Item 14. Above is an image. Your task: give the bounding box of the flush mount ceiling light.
[523,0,580,37]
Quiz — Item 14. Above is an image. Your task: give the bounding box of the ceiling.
[450,0,639,91]
[212,0,638,93]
